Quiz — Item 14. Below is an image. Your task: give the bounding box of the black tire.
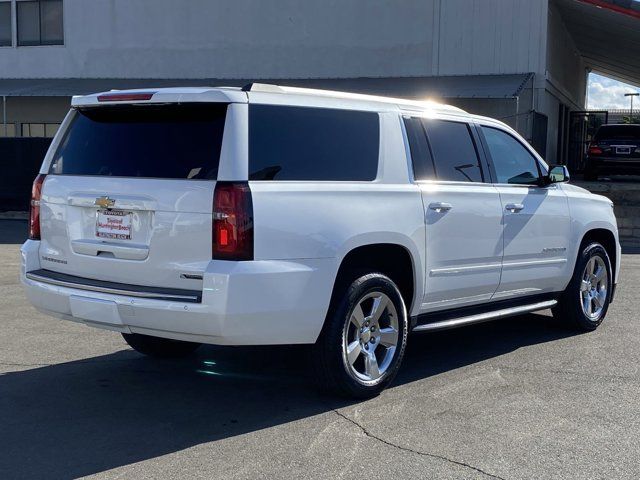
[552,242,612,331]
[313,272,408,399]
[122,333,201,358]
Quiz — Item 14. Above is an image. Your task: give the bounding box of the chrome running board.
[412,300,557,333]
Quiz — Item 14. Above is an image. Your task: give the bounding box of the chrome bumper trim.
[26,270,201,303]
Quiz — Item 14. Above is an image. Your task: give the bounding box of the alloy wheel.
[579,255,608,321]
[342,292,400,383]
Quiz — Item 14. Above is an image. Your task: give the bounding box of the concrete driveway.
[1,219,639,479]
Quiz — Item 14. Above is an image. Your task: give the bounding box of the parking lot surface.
[1,219,639,479]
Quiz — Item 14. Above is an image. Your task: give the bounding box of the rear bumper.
[586,157,640,173]
[21,240,336,345]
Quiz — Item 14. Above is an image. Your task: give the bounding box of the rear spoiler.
[71,87,247,107]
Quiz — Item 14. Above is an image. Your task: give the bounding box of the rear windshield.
[50,104,227,179]
[595,125,640,141]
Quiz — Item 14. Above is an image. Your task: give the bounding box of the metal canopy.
[0,74,534,100]
[554,0,640,87]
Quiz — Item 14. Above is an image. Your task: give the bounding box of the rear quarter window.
[49,104,227,179]
[249,105,380,181]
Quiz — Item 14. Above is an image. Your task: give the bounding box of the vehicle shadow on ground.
[0,313,577,479]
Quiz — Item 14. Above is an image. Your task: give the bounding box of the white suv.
[21,84,620,398]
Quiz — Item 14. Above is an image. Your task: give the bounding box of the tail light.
[212,182,254,260]
[588,144,603,155]
[28,174,46,240]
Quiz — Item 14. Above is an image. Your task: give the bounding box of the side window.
[17,0,64,46]
[249,105,379,181]
[481,126,540,185]
[422,119,483,182]
[403,116,435,180]
[0,2,11,47]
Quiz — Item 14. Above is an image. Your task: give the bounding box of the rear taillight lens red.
[28,174,46,240]
[212,182,254,261]
[588,145,603,155]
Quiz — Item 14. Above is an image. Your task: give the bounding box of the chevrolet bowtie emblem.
[95,196,116,208]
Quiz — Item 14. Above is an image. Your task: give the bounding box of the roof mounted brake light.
[97,92,156,102]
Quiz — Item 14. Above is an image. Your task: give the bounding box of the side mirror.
[546,165,570,184]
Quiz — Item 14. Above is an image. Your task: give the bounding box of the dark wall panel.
[0,138,51,211]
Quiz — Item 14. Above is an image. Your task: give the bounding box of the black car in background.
[585,124,640,181]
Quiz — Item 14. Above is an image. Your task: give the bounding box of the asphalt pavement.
[1,219,639,479]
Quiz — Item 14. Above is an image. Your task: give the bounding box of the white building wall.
[435,0,547,76]
[546,2,588,108]
[0,0,547,80]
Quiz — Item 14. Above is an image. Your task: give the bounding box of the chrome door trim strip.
[429,262,502,276]
[412,300,557,332]
[502,258,567,269]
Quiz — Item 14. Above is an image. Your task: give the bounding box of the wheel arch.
[579,227,618,280]
[330,241,419,318]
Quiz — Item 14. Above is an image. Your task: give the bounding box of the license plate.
[96,209,133,240]
[616,147,631,155]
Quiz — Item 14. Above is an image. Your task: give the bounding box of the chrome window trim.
[413,179,497,187]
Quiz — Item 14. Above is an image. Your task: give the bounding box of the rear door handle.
[505,203,524,213]
[428,202,453,213]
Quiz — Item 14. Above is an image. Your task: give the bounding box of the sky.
[587,73,640,110]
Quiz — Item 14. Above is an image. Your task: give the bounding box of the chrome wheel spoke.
[594,290,606,308]
[350,304,365,328]
[379,327,398,347]
[594,265,606,282]
[592,294,602,309]
[346,340,362,365]
[364,351,380,379]
[370,295,388,325]
[583,295,592,316]
[580,280,590,292]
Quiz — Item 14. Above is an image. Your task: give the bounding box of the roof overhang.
[554,0,640,87]
[0,74,534,101]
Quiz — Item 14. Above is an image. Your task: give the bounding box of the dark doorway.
[531,112,548,158]
[556,104,570,165]
[0,138,52,211]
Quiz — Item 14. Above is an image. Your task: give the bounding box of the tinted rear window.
[595,125,640,141]
[422,119,483,182]
[249,105,379,181]
[50,104,227,179]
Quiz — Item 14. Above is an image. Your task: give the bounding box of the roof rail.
[240,82,466,114]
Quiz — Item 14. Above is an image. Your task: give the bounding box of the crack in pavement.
[333,409,507,480]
